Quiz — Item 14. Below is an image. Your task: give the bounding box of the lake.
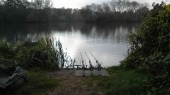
[0,22,139,67]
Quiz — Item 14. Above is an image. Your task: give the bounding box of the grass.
[16,68,60,95]
[0,38,72,94]
[0,39,152,94]
[3,66,150,95]
[15,66,150,95]
[0,38,68,70]
[91,66,150,95]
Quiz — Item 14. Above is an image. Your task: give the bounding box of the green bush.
[122,2,170,94]
[0,38,67,70]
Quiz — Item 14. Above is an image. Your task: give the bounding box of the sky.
[52,0,170,9]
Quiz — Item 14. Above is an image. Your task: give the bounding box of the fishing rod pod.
[96,60,101,71]
[85,52,94,71]
[80,51,86,71]
[82,60,85,70]
[89,51,102,71]
[89,60,93,71]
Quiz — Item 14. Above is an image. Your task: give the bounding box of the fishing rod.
[85,52,93,71]
[89,51,97,60]
[71,58,76,69]
[89,51,101,71]
[80,51,85,71]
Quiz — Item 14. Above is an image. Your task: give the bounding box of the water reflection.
[0,23,52,42]
[0,22,139,67]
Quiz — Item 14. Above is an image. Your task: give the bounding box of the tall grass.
[0,38,70,70]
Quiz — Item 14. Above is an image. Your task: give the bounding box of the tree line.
[81,0,149,22]
[0,0,149,23]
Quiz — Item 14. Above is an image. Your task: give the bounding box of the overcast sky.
[52,0,170,9]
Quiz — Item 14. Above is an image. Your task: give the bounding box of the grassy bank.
[91,66,150,95]
[14,66,150,95]
[16,68,60,95]
[0,38,68,95]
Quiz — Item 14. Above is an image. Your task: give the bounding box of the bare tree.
[110,0,116,12]
[32,0,53,9]
[20,0,31,8]
[140,3,150,8]
[131,1,140,12]
[121,0,128,12]
[44,0,53,8]
[126,1,132,11]
[96,4,104,13]
[102,2,111,13]
[89,3,97,12]
[33,0,44,9]
[116,0,123,12]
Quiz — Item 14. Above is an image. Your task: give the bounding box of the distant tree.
[96,4,104,13]
[72,9,83,21]
[102,2,111,13]
[32,0,53,9]
[80,5,93,22]
[110,0,116,12]
[116,0,123,12]
[0,0,149,23]
[21,0,32,9]
[44,0,53,8]
[131,1,140,12]
[80,0,149,22]
[89,3,98,12]
[32,0,44,9]
[4,0,26,9]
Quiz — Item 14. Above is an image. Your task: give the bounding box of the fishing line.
[85,52,93,71]
[89,51,101,71]
[80,51,85,70]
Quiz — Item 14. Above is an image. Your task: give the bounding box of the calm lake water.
[0,22,139,67]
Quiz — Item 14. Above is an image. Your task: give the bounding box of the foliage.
[80,0,149,22]
[0,0,148,23]
[16,69,60,95]
[0,38,66,70]
[92,66,149,95]
[121,2,170,94]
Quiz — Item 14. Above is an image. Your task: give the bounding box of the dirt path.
[46,69,104,95]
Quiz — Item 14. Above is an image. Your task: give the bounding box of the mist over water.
[0,22,139,67]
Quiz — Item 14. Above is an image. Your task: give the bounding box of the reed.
[0,38,69,70]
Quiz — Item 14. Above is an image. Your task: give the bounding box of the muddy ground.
[46,69,104,95]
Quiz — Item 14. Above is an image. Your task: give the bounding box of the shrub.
[122,2,170,94]
[0,38,67,70]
